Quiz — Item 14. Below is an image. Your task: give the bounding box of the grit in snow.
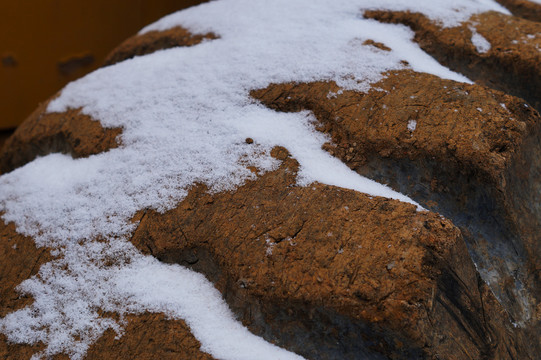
[0,0,509,359]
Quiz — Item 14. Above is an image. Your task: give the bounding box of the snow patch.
[470,27,491,53]
[407,119,417,132]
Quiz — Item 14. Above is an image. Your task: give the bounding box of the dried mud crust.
[364,10,541,112]
[104,26,217,66]
[496,0,541,22]
[0,100,122,175]
[129,149,528,360]
[84,313,214,360]
[252,70,541,347]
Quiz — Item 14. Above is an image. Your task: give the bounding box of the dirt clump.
[104,26,217,66]
[0,100,122,175]
[496,0,541,22]
[364,10,541,112]
[129,150,530,359]
[85,313,215,360]
[252,70,541,348]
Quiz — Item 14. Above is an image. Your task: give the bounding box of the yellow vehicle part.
[0,0,205,130]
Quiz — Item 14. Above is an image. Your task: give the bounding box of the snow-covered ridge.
[0,1,509,359]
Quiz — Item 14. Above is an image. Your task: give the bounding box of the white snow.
[114,256,305,360]
[0,0,510,359]
[407,119,417,132]
[143,0,509,33]
[470,27,491,53]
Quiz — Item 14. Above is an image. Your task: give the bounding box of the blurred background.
[0,0,206,146]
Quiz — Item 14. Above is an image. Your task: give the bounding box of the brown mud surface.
[0,219,55,359]
[364,11,541,112]
[85,313,214,360]
[104,27,217,66]
[129,149,529,359]
[0,100,122,175]
[0,219,53,318]
[496,0,541,22]
[252,70,541,334]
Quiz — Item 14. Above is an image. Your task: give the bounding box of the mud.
[0,100,122,175]
[0,219,56,359]
[85,313,214,360]
[364,11,541,112]
[496,0,541,22]
[252,70,541,349]
[104,27,217,66]
[129,150,529,359]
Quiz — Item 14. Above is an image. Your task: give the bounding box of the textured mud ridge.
[84,313,214,360]
[496,0,541,22]
[0,101,121,175]
[130,151,530,359]
[252,71,541,349]
[364,10,541,112]
[104,26,217,66]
